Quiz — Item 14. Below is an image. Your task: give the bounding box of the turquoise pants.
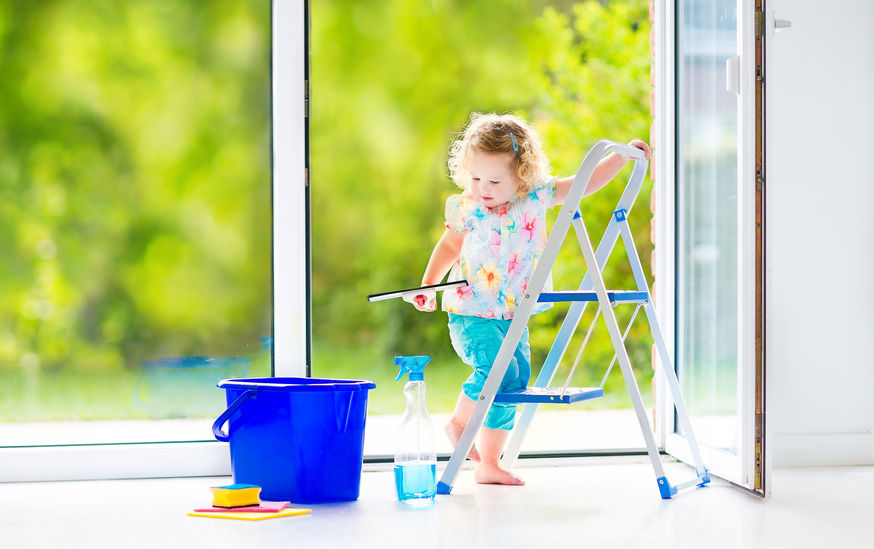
[447,313,531,431]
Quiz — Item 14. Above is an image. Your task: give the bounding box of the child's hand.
[626,139,652,161]
[403,290,437,312]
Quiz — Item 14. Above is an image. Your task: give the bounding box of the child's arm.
[405,228,465,312]
[555,139,652,205]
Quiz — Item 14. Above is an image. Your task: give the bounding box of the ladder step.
[494,387,604,404]
[537,290,648,303]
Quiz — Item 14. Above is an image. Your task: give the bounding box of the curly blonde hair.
[448,112,552,195]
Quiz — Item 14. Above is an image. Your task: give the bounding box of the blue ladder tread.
[494,387,604,404]
[537,290,648,303]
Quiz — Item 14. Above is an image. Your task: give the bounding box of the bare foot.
[445,421,480,462]
[474,463,525,486]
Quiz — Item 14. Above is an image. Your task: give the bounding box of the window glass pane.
[676,0,738,452]
[311,0,655,454]
[0,1,272,446]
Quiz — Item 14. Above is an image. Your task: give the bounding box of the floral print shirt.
[442,177,558,319]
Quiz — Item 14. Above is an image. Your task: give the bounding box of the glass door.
[666,0,753,486]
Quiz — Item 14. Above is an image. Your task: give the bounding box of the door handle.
[771,9,792,35]
[725,55,740,95]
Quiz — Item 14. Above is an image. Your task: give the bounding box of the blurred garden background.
[1,0,658,428]
[0,0,274,422]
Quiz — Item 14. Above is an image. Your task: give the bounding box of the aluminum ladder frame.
[435,140,709,499]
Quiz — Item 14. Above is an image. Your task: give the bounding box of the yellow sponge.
[210,484,261,508]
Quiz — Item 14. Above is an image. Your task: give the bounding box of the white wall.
[766,0,874,466]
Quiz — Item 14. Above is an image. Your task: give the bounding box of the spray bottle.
[393,355,437,503]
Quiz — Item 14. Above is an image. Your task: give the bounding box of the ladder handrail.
[564,140,647,216]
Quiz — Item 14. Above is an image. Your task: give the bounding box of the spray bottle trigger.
[394,355,431,381]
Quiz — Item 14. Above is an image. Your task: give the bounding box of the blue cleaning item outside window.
[393,355,437,504]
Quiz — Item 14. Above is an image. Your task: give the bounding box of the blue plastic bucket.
[213,377,376,504]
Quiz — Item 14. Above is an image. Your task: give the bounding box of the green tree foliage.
[0,1,272,419]
[311,0,653,402]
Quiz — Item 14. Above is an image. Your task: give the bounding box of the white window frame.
[0,1,307,483]
[651,0,676,455]
[656,0,759,490]
[273,0,309,378]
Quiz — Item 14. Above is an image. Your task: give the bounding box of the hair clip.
[510,132,518,152]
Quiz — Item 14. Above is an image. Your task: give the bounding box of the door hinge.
[754,444,762,489]
[304,167,309,188]
[755,10,764,38]
[304,79,309,118]
[754,412,764,490]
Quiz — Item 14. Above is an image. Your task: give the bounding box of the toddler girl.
[406,112,651,486]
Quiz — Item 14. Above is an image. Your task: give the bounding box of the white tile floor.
[1,460,872,549]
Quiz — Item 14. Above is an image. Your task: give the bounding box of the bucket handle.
[212,389,257,442]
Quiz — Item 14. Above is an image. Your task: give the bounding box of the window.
[0,1,273,451]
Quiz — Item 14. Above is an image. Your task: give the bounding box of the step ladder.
[436,140,709,499]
